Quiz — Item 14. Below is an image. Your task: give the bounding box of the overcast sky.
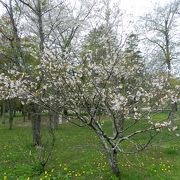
[112,0,172,17]
[0,0,173,16]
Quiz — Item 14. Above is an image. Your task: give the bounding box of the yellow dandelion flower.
[4,176,7,180]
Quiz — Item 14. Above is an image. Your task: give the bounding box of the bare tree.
[140,0,180,129]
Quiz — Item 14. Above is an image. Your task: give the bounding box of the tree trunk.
[27,112,31,121]
[99,134,121,179]
[13,110,16,117]
[170,102,177,129]
[8,100,13,130]
[8,109,13,130]
[23,113,26,122]
[31,103,41,146]
[49,111,59,130]
[1,101,5,124]
[22,105,26,122]
[53,113,59,128]
[62,108,68,123]
[108,149,121,179]
[166,56,177,130]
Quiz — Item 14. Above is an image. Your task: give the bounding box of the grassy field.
[0,110,180,180]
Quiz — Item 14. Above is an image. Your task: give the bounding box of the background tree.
[140,0,180,128]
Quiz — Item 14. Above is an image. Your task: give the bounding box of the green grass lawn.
[0,110,180,180]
